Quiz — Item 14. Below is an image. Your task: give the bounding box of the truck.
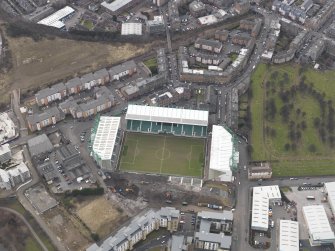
[306,196,315,200]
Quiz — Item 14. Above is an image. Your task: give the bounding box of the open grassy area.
[25,237,43,251]
[0,27,162,104]
[249,63,335,177]
[143,58,158,75]
[76,197,127,239]
[120,132,205,177]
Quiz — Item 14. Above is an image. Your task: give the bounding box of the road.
[9,89,67,251]
[232,140,335,251]
[16,145,67,251]
[0,206,48,251]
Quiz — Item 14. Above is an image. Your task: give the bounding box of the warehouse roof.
[101,0,133,12]
[28,134,54,156]
[325,182,335,216]
[251,185,281,231]
[279,220,299,251]
[38,6,74,29]
[121,23,142,35]
[92,116,120,160]
[198,210,233,221]
[253,185,281,200]
[126,105,208,126]
[209,125,234,181]
[251,192,269,230]
[302,205,335,242]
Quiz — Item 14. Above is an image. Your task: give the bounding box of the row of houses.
[239,19,262,38]
[87,207,234,251]
[35,60,137,106]
[0,162,31,190]
[120,74,167,100]
[87,207,180,251]
[272,0,307,24]
[28,85,116,132]
[195,38,223,53]
[59,86,115,119]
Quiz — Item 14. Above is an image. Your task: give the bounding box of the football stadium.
[91,105,239,181]
[119,105,208,177]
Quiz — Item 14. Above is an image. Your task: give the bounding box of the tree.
[270,129,276,138]
[284,143,290,151]
[308,144,316,153]
[313,117,321,128]
[301,121,307,130]
[296,108,301,116]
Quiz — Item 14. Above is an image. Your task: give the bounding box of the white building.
[279,220,299,251]
[0,112,17,144]
[91,116,121,170]
[251,185,281,231]
[37,6,75,29]
[0,162,30,190]
[302,205,335,246]
[0,143,11,164]
[324,182,335,217]
[121,23,143,35]
[208,125,239,182]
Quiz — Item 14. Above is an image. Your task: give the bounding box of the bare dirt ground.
[43,206,91,251]
[105,173,234,210]
[0,209,41,251]
[0,24,163,104]
[76,196,128,238]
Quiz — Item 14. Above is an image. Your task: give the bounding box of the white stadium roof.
[251,185,281,231]
[121,23,142,35]
[126,105,209,126]
[302,205,335,243]
[92,116,120,160]
[101,0,133,12]
[324,182,335,216]
[279,220,299,251]
[209,125,234,182]
[38,6,74,29]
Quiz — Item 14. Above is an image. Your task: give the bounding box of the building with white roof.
[91,116,121,170]
[0,144,11,165]
[208,125,239,182]
[101,0,137,14]
[126,105,208,137]
[324,182,335,217]
[86,207,180,251]
[251,185,281,231]
[279,220,299,251]
[37,6,75,29]
[121,23,143,35]
[0,162,31,190]
[0,112,17,144]
[302,205,335,246]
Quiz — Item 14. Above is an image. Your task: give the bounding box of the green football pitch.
[119,132,206,177]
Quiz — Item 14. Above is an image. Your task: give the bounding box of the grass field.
[0,25,163,104]
[249,63,335,177]
[120,133,205,177]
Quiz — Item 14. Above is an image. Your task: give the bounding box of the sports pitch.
[119,132,206,177]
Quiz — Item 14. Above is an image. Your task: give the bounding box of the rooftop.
[38,6,75,29]
[26,107,62,125]
[121,23,142,35]
[279,220,299,251]
[92,116,120,160]
[101,0,133,12]
[198,210,233,221]
[302,205,335,242]
[27,134,54,156]
[209,125,236,182]
[126,105,208,127]
[325,182,335,216]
